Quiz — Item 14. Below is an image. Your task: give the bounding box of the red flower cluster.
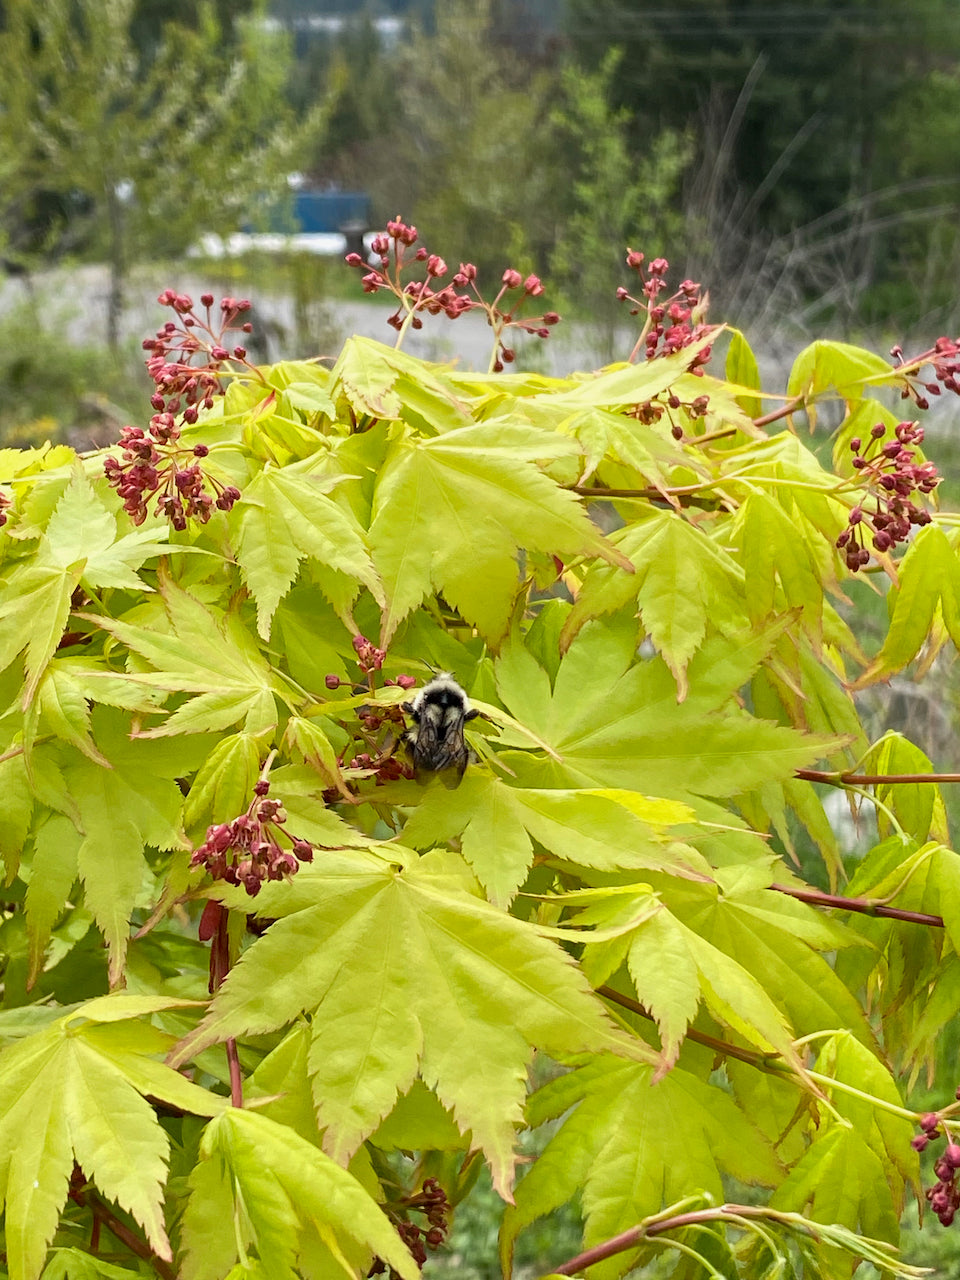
[890,335,960,409]
[618,250,713,368]
[145,290,253,420]
[104,291,252,528]
[615,250,717,436]
[369,1178,450,1275]
[345,216,559,371]
[351,633,386,674]
[913,1112,960,1226]
[190,779,314,899]
[104,429,240,529]
[836,420,939,570]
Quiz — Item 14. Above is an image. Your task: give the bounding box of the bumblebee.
[402,673,478,783]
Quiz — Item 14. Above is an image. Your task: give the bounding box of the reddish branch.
[205,903,244,1107]
[751,396,803,428]
[226,1037,244,1109]
[597,985,785,1072]
[75,1186,175,1280]
[772,881,945,927]
[548,1203,802,1275]
[570,483,721,511]
[571,481,713,500]
[797,767,960,785]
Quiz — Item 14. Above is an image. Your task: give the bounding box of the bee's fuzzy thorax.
[407,672,471,718]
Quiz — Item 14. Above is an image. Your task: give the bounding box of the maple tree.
[2,226,960,1280]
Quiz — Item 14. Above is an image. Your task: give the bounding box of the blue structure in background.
[292,191,371,234]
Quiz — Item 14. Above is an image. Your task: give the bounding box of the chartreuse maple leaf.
[330,335,404,420]
[401,771,698,906]
[40,1247,137,1279]
[498,392,698,494]
[42,469,173,593]
[331,336,499,435]
[812,1032,919,1202]
[499,1052,780,1280]
[737,490,825,637]
[527,332,718,411]
[492,613,843,798]
[543,868,871,1080]
[181,732,263,833]
[770,1127,900,1267]
[269,365,337,426]
[665,880,876,1042]
[858,731,948,843]
[786,338,895,410]
[25,707,211,983]
[233,458,383,639]
[559,512,749,696]
[0,561,79,706]
[0,470,177,707]
[24,813,82,983]
[838,834,960,961]
[366,420,631,643]
[0,994,223,1280]
[859,524,960,682]
[179,1108,419,1280]
[21,652,166,768]
[24,662,110,766]
[726,328,763,418]
[169,847,653,1197]
[566,887,803,1077]
[83,576,293,737]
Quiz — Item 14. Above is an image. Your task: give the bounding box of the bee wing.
[412,709,470,775]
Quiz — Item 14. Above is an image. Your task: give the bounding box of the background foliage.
[7,0,960,344]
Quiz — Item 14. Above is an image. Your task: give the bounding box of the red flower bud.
[198,899,223,940]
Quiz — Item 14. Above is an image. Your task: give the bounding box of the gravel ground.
[0,261,615,377]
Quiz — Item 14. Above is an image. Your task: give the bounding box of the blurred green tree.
[563,0,960,327]
[288,12,401,187]
[0,0,331,347]
[370,0,561,278]
[549,51,692,359]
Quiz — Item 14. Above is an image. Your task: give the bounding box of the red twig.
[597,985,786,1071]
[548,1203,782,1275]
[752,396,803,428]
[226,1037,244,1108]
[797,768,960,785]
[208,906,244,1107]
[81,1188,175,1280]
[772,881,944,927]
